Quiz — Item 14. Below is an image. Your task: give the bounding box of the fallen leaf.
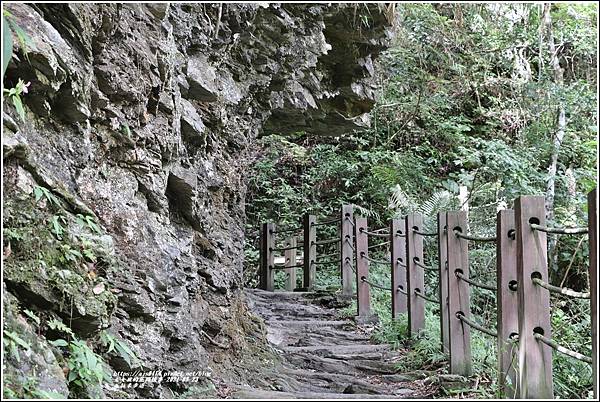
[92,283,105,295]
[3,243,12,259]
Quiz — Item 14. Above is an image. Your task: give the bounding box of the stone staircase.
[231,289,435,399]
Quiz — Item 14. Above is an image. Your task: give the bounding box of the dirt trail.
[231,289,438,399]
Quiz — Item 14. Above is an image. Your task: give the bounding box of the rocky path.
[231,289,437,399]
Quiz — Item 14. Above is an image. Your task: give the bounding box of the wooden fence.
[257,189,597,399]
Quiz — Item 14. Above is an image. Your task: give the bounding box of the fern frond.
[354,204,380,221]
[388,184,417,217]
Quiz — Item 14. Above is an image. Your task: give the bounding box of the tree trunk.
[542,3,566,273]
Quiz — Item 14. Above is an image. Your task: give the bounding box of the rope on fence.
[271,264,304,270]
[455,271,496,291]
[413,258,438,272]
[397,259,406,268]
[345,238,356,251]
[368,241,390,249]
[359,228,390,237]
[397,286,408,295]
[319,252,338,259]
[270,244,303,252]
[360,276,392,291]
[360,252,390,265]
[412,228,438,237]
[311,218,341,226]
[313,259,342,265]
[414,289,439,303]
[530,223,588,235]
[533,333,592,364]
[456,313,498,337]
[313,237,341,246]
[396,232,406,237]
[346,217,355,226]
[532,278,590,299]
[454,230,497,242]
[346,259,357,274]
[272,225,303,234]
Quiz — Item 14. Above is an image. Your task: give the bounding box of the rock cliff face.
[2,3,390,398]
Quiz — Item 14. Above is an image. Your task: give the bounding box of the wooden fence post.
[260,222,275,291]
[391,218,407,319]
[303,214,316,290]
[406,213,425,337]
[446,211,472,376]
[355,217,371,318]
[588,189,597,398]
[496,210,518,398]
[437,212,449,354]
[341,205,354,298]
[515,196,553,398]
[285,236,297,291]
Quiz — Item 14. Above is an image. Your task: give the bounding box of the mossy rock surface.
[2,288,69,399]
[3,176,118,337]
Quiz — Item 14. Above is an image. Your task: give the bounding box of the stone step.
[231,387,410,399]
[282,344,390,355]
[266,319,353,328]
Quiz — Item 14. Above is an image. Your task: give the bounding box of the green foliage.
[3,78,30,122]
[2,14,13,77]
[46,318,112,391]
[47,318,75,338]
[76,214,102,235]
[550,299,593,399]
[66,339,110,388]
[22,309,40,327]
[2,10,36,78]
[121,123,131,138]
[34,186,60,206]
[50,215,66,238]
[3,330,31,362]
[5,376,66,399]
[99,330,139,367]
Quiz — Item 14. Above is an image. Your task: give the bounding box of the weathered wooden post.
[285,236,297,291]
[406,213,425,337]
[588,189,597,398]
[391,218,407,319]
[341,205,354,298]
[514,196,553,398]
[437,212,449,353]
[355,217,371,318]
[496,210,518,398]
[260,222,275,291]
[303,214,316,290]
[446,211,472,376]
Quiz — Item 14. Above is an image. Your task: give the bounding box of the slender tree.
[542,3,567,271]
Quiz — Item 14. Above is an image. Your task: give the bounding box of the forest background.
[244,3,598,399]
